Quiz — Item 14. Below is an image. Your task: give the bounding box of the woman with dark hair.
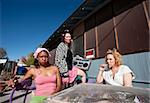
[8,48,62,103]
[55,30,86,88]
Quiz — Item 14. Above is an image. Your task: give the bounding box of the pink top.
[62,66,78,84]
[35,70,57,96]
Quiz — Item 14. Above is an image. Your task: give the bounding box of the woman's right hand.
[6,79,15,87]
[97,64,107,84]
[99,64,108,71]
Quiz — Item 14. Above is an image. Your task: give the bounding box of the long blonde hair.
[105,48,122,66]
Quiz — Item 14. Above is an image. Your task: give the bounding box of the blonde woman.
[96,48,135,87]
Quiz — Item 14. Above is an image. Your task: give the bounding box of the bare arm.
[21,68,34,81]
[6,68,34,87]
[53,66,62,94]
[96,70,104,83]
[96,64,107,84]
[123,72,133,87]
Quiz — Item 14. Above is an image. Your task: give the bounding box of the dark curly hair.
[61,29,72,47]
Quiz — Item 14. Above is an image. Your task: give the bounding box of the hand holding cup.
[99,64,108,71]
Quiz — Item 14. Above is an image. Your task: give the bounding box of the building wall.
[83,0,149,58]
[72,0,150,88]
[72,22,85,57]
[47,0,149,88]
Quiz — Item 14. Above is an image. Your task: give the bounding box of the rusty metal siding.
[85,28,96,50]
[115,3,149,54]
[72,35,84,57]
[95,2,113,26]
[85,14,96,31]
[73,22,85,38]
[72,22,85,57]
[97,19,116,58]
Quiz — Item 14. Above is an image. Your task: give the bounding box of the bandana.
[33,48,51,59]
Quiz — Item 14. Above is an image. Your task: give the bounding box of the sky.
[0,0,83,61]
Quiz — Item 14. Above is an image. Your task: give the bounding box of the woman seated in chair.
[96,48,135,87]
[55,30,86,89]
[9,47,62,103]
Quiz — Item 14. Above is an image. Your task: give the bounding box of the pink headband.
[33,48,51,59]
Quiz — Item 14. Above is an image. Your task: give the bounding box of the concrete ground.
[0,88,32,103]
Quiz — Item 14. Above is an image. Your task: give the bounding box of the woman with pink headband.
[11,47,62,103]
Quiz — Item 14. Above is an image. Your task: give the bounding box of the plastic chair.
[9,78,36,103]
